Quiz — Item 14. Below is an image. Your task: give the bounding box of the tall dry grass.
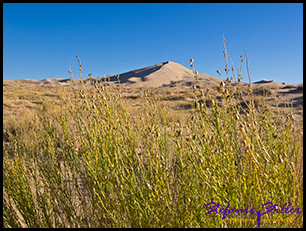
[3,42,303,228]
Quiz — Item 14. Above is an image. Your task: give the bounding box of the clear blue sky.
[3,3,303,85]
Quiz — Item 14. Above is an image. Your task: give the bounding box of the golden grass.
[3,79,303,149]
[4,76,303,227]
[3,46,303,228]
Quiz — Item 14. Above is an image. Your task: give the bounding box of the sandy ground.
[3,61,222,88]
[3,61,303,122]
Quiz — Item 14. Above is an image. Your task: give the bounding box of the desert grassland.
[3,56,303,227]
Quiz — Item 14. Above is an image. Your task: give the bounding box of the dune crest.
[4,61,299,90]
[100,61,220,88]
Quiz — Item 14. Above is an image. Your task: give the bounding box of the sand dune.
[39,78,65,86]
[136,61,197,87]
[2,61,299,91]
[97,61,222,88]
[3,61,302,121]
[3,79,40,86]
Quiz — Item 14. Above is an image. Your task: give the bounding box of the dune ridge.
[3,61,299,90]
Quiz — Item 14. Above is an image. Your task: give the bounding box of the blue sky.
[3,3,303,85]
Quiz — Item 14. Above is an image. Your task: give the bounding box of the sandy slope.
[3,62,291,89]
[94,61,222,88]
[3,61,303,118]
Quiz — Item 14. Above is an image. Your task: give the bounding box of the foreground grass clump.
[3,56,303,228]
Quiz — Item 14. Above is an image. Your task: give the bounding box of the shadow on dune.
[99,62,167,83]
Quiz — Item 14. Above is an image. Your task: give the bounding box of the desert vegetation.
[3,41,303,227]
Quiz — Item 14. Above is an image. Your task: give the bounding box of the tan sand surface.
[3,61,302,122]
